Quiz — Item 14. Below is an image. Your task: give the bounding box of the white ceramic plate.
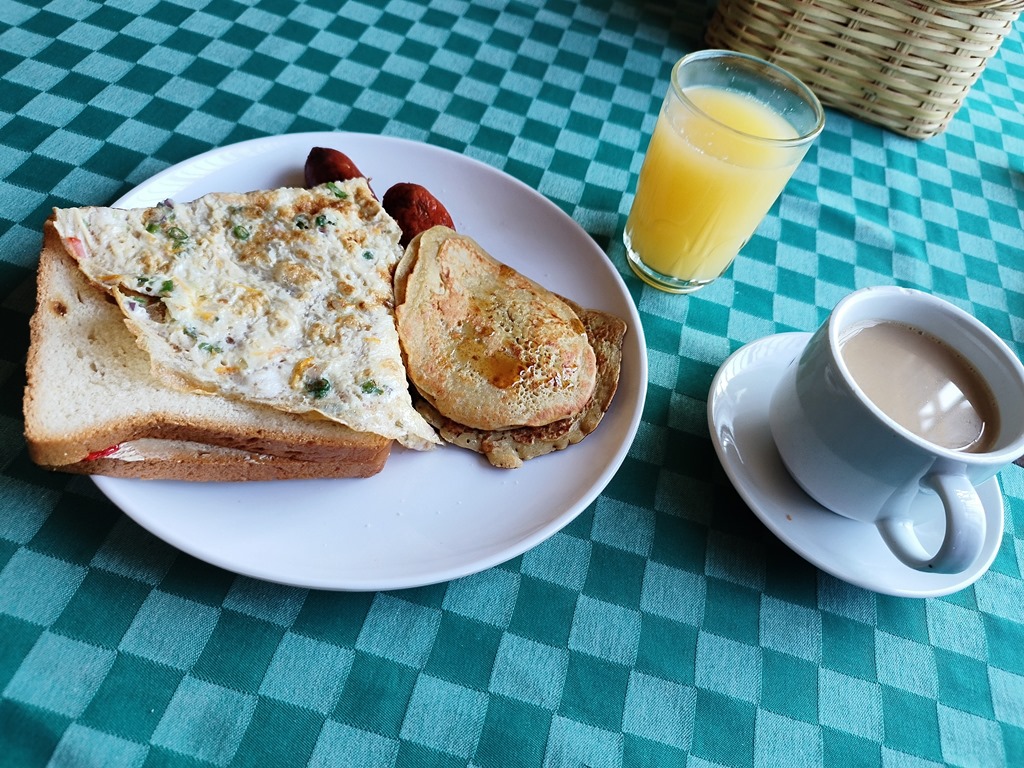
[707,332,1003,597]
[93,132,648,591]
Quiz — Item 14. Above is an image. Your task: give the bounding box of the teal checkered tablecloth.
[3,1,1024,766]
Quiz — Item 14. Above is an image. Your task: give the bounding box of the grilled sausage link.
[382,182,455,247]
[304,147,367,188]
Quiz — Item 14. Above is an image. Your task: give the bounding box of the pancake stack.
[395,226,627,468]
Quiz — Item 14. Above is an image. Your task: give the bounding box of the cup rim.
[827,285,1024,462]
[671,49,826,147]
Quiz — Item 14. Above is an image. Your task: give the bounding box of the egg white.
[54,179,440,450]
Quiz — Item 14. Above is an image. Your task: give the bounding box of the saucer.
[707,333,1004,597]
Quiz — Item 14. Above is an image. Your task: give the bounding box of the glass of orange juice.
[624,50,824,294]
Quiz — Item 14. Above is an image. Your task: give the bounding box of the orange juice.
[625,85,808,291]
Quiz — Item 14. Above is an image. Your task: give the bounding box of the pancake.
[414,302,627,468]
[395,226,598,431]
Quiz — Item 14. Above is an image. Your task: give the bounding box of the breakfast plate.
[707,332,1003,597]
[93,131,648,590]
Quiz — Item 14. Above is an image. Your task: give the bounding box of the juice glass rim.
[672,49,825,147]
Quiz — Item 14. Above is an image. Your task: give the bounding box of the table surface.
[2,1,1023,766]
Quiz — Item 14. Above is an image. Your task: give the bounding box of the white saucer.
[707,333,1004,597]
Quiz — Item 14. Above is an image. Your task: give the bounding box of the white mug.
[769,286,1024,574]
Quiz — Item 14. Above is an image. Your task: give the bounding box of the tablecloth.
[2,1,1023,766]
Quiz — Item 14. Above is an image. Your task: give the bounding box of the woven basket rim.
[705,0,1021,138]
[933,0,1024,10]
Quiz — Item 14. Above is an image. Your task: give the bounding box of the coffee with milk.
[769,286,1024,574]
[838,320,999,454]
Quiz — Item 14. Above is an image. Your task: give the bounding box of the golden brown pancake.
[395,226,598,431]
[414,302,626,468]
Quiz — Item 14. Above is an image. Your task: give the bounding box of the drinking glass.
[624,50,824,294]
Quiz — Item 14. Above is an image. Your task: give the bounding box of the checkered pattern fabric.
[2,1,1024,766]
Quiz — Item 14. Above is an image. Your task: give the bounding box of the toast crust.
[59,439,390,481]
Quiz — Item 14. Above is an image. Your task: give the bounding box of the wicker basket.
[705,0,1023,139]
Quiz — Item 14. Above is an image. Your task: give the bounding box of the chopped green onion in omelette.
[52,179,440,451]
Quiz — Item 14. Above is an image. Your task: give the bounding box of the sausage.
[382,182,455,247]
[304,147,368,189]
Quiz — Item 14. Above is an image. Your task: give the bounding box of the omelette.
[52,179,440,451]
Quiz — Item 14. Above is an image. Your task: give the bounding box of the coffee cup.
[768,286,1024,574]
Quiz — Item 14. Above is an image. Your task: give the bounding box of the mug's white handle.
[877,470,987,574]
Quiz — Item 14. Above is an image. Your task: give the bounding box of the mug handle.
[876,470,987,574]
